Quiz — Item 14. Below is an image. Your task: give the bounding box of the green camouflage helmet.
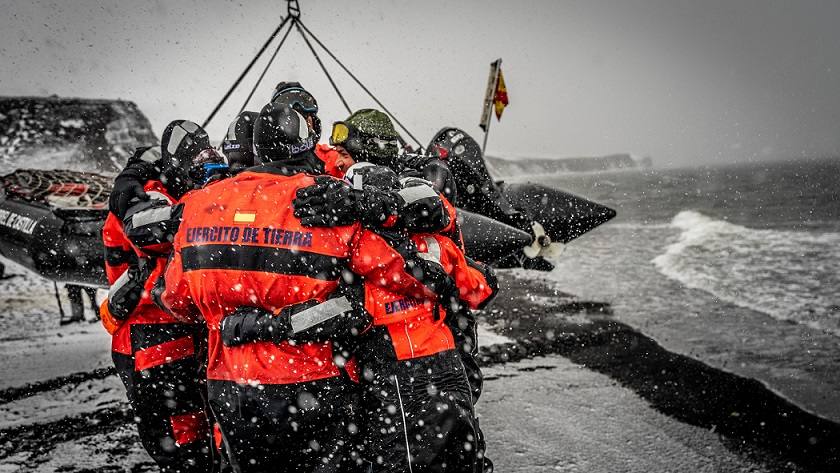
[345,109,400,139]
[340,109,401,166]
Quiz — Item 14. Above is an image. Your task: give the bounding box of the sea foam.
[653,210,840,336]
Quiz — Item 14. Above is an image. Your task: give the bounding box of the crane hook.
[287,0,301,19]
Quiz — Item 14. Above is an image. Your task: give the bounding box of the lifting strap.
[202,14,292,128]
[294,20,352,115]
[296,19,423,149]
[203,3,423,150]
[238,19,296,114]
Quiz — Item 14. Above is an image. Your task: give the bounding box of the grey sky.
[2,0,839,166]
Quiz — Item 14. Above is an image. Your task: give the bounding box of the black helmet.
[253,103,317,162]
[160,120,212,196]
[161,120,211,169]
[222,111,259,173]
[271,81,321,140]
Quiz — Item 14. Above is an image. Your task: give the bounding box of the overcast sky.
[2,0,839,166]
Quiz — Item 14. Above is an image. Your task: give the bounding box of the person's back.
[307,162,497,473]
[357,229,496,473]
[360,232,494,363]
[163,168,357,384]
[102,178,181,331]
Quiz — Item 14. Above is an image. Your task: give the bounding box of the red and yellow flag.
[480,59,508,131]
[493,70,509,120]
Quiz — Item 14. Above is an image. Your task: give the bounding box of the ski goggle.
[330,122,351,145]
[190,148,229,185]
[330,122,399,150]
[200,163,229,184]
[271,87,318,114]
[193,148,227,166]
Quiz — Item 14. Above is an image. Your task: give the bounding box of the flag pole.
[480,59,502,156]
[481,102,493,155]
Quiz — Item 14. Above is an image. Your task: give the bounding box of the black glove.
[405,255,461,312]
[293,176,402,228]
[107,260,154,320]
[220,300,323,347]
[220,306,290,347]
[109,160,160,220]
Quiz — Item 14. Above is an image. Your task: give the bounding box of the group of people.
[99,82,498,473]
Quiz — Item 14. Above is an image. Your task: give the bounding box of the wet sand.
[0,270,838,471]
[476,273,840,472]
[480,356,761,472]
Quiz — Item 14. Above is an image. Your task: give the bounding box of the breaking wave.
[653,210,840,336]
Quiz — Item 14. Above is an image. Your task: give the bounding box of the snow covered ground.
[0,259,110,390]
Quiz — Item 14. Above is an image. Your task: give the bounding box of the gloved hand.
[107,261,154,320]
[109,160,159,220]
[293,176,402,228]
[220,306,291,347]
[220,300,322,347]
[406,255,461,312]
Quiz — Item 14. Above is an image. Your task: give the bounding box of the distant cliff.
[0,96,157,175]
[487,153,652,176]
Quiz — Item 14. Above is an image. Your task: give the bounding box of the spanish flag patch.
[233,211,257,223]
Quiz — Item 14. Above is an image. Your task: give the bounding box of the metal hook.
[287,0,301,18]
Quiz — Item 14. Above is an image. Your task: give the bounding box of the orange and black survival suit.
[101,134,214,473]
[159,104,439,473]
[356,231,496,473]
[240,163,498,472]
[295,164,497,472]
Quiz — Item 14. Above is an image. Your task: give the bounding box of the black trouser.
[360,349,481,473]
[448,308,493,473]
[448,306,483,402]
[208,376,361,473]
[112,323,213,473]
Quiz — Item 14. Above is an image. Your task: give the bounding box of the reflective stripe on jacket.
[102,180,190,354]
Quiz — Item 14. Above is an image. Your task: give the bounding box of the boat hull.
[429,127,616,246]
[0,197,106,286]
[458,209,533,263]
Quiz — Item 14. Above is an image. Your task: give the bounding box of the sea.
[506,158,840,423]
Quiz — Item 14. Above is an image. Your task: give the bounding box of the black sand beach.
[1,271,838,472]
[478,273,840,472]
